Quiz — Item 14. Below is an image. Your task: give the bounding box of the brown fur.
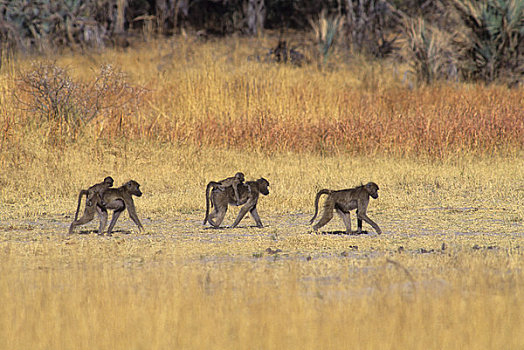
[206,177,270,228]
[203,172,245,225]
[310,182,382,234]
[69,180,143,236]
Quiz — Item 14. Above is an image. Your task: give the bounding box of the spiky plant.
[451,0,524,82]
[309,10,345,66]
[402,17,459,84]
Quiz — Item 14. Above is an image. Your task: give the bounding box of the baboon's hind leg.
[69,208,95,234]
[96,206,109,235]
[107,209,124,235]
[335,208,352,234]
[312,200,335,231]
[105,199,125,235]
[208,206,227,228]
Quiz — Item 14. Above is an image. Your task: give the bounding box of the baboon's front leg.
[126,202,144,231]
[356,210,363,232]
[231,202,253,228]
[249,206,264,228]
[357,212,382,235]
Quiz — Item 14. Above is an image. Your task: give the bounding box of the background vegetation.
[1,0,523,84]
[2,38,523,162]
[0,2,522,349]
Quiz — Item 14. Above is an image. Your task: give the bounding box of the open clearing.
[0,151,523,349]
[1,192,523,349]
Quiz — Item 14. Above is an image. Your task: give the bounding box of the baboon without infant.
[310,182,382,235]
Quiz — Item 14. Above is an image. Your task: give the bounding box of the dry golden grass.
[2,37,522,158]
[1,217,523,350]
[0,38,523,349]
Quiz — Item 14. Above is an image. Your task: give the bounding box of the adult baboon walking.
[73,176,114,221]
[310,182,382,234]
[203,172,245,224]
[206,177,270,228]
[69,180,144,236]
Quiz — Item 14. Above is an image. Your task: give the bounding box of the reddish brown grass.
[3,41,523,159]
[116,84,523,158]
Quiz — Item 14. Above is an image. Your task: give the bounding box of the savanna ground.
[0,37,523,349]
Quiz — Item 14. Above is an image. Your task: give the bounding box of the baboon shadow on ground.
[319,230,369,235]
[77,229,132,235]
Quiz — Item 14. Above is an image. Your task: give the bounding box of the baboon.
[269,40,306,66]
[309,182,382,235]
[69,180,144,236]
[206,177,270,228]
[203,172,245,225]
[73,176,114,222]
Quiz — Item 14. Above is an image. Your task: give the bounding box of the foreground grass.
[0,218,523,350]
[0,146,523,349]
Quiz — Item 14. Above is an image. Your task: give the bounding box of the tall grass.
[1,38,522,160]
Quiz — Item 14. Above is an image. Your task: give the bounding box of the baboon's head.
[104,176,115,187]
[125,180,143,197]
[257,178,270,196]
[365,182,379,199]
[235,172,245,182]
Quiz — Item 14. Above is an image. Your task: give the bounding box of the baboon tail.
[203,182,213,225]
[73,190,86,222]
[309,189,331,224]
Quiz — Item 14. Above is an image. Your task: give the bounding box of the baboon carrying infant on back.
[203,172,246,225]
[310,182,382,235]
[69,178,144,236]
[204,175,270,228]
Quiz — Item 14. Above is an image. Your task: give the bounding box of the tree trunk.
[115,0,127,34]
[247,0,265,35]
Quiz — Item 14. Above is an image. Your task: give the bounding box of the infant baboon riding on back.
[73,176,114,222]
